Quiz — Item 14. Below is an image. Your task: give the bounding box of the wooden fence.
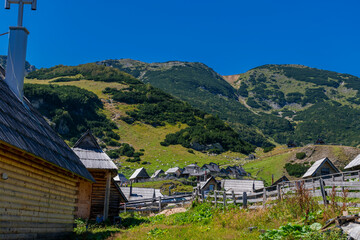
[120,193,193,213]
[193,170,360,208]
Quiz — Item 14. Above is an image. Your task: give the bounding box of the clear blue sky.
[0,0,359,76]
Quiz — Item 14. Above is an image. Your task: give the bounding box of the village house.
[201,162,221,175]
[121,187,163,201]
[0,65,95,239]
[165,167,182,178]
[130,167,150,182]
[72,130,127,221]
[198,176,220,194]
[224,165,248,179]
[114,173,129,186]
[151,169,164,178]
[182,163,207,181]
[344,154,360,171]
[302,157,340,179]
[221,179,264,194]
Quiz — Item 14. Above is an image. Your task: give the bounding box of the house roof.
[221,179,264,193]
[199,176,217,190]
[114,173,128,182]
[120,187,163,201]
[0,75,94,182]
[202,163,220,173]
[72,130,117,173]
[151,169,164,178]
[271,175,289,186]
[130,167,150,180]
[186,163,199,168]
[345,154,360,170]
[165,167,181,174]
[302,157,339,178]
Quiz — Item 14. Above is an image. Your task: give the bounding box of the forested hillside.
[99,59,360,147]
[25,64,255,156]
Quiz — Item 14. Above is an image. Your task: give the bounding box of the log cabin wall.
[110,179,126,216]
[76,179,92,219]
[89,170,109,220]
[0,144,79,240]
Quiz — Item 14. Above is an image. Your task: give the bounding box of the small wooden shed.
[129,167,150,182]
[302,157,339,179]
[345,154,360,171]
[199,176,219,192]
[165,167,182,178]
[151,169,164,178]
[0,73,95,239]
[72,130,127,221]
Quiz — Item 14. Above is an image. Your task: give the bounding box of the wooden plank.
[0,202,73,215]
[0,215,74,224]
[103,172,111,220]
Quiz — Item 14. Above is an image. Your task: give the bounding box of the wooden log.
[158,197,162,212]
[243,192,247,209]
[277,184,281,200]
[214,191,217,208]
[0,214,74,224]
[103,172,111,220]
[232,190,235,204]
[201,190,205,203]
[0,202,73,216]
[223,192,226,206]
[263,188,266,208]
[319,178,328,206]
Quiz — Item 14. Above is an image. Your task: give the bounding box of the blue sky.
[0,0,359,76]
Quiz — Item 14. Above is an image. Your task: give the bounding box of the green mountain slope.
[228,64,360,146]
[97,59,293,148]
[24,64,253,175]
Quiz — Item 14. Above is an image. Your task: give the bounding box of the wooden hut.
[72,130,127,221]
[198,176,220,193]
[0,69,95,239]
[120,187,163,201]
[151,169,164,178]
[114,173,129,186]
[302,157,339,179]
[129,167,150,182]
[165,167,182,178]
[221,179,264,194]
[345,154,360,171]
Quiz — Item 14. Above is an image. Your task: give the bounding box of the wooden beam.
[103,171,111,220]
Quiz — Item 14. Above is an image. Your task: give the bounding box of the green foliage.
[27,63,141,85]
[263,146,275,153]
[24,84,119,146]
[284,163,310,177]
[296,152,306,159]
[105,84,255,154]
[106,143,136,158]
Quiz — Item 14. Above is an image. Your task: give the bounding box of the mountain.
[101,60,360,147]
[97,59,289,148]
[24,63,255,176]
[0,55,36,74]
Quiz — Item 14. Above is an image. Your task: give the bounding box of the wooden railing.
[120,193,193,212]
[193,170,360,208]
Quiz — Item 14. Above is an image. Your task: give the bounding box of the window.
[209,184,214,191]
[321,167,330,175]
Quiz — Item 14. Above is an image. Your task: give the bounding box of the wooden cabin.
[165,167,182,178]
[198,176,220,193]
[345,154,360,171]
[0,69,95,239]
[151,169,164,178]
[129,167,150,182]
[221,179,264,194]
[120,187,163,201]
[114,173,129,186]
[302,157,339,179]
[72,130,127,221]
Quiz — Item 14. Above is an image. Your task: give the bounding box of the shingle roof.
[114,173,128,183]
[202,163,220,173]
[130,167,150,180]
[151,169,164,178]
[165,167,181,174]
[221,179,264,193]
[72,130,118,173]
[302,157,339,178]
[345,154,360,170]
[0,76,94,182]
[120,187,163,201]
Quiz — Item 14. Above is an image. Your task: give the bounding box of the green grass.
[243,152,291,185]
[24,78,247,176]
[132,179,194,194]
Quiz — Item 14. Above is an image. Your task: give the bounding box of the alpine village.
[2,1,360,240]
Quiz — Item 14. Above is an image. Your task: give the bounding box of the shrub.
[296,152,306,159]
[284,163,310,177]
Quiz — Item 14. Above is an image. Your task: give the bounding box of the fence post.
[201,190,205,203]
[319,178,328,206]
[263,188,267,208]
[243,192,247,209]
[342,173,345,192]
[232,190,235,205]
[223,191,226,207]
[277,184,281,201]
[358,170,360,181]
[158,196,162,212]
[124,203,126,213]
[312,179,315,193]
[214,191,217,208]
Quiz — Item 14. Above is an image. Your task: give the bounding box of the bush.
[296,152,306,159]
[284,163,310,177]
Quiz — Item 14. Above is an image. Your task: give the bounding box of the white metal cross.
[5,0,37,27]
